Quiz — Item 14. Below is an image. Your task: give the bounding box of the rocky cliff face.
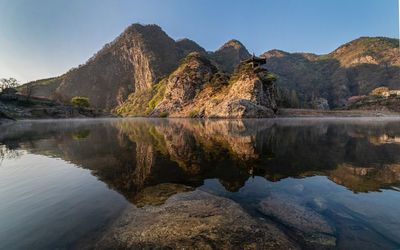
[150,53,218,116]
[204,62,278,118]
[263,37,400,109]
[118,52,278,118]
[28,24,205,110]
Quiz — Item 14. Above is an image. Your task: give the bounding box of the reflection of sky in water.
[0,154,128,250]
[1,118,400,249]
[201,176,400,247]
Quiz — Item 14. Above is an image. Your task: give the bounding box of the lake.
[1,118,400,249]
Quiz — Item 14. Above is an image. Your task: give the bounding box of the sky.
[0,0,399,83]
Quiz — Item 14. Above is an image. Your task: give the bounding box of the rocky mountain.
[24,23,399,114]
[28,24,205,110]
[116,52,278,118]
[263,37,400,109]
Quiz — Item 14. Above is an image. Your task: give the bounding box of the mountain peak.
[212,40,251,72]
[125,23,163,33]
[261,49,290,59]
[331,36,399,55]
[176,38,206,55]
[330,36,400,67]
[218,39,247,51]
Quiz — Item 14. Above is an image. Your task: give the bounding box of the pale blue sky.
[0,0,398,83]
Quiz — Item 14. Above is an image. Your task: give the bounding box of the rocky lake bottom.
[1,118,400,249]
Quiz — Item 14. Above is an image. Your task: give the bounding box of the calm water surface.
[1,118,400,249]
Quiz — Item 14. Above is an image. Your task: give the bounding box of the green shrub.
[159,111,169,118]
[148,79,167,110]
[266,73,277,82]
[229,62,254,84]
[71,96,90,108]
[207,72,229,90]
[189,109,199,118]
[72,130,90,140]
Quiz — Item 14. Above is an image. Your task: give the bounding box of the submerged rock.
[96,190,299,249]
[258,195,336,248]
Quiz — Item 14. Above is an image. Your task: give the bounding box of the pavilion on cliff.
[243,54,267,68]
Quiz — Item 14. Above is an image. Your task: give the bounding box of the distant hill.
[262,37,400,109]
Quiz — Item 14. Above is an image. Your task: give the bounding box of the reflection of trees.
[0,145,24,166]
[1,119,400,205]
[71,129,91,140]
[327,163,400,193]
[115,119,400,194]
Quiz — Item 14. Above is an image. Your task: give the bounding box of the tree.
[71,96,90,108]
[0,78,19,92]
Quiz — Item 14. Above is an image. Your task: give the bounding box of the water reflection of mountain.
[1,118,400,205]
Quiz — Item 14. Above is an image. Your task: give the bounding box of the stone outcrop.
[150,53,218,116]
[204,62,278,118]
[258,194,336,248]
[120,52,278,118]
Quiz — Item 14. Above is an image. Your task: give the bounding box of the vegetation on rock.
[159,111,169,118]
[115,78,167,116]
[71,96,90,108]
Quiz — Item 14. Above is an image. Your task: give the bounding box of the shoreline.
[1,109,400,125]
[277,108,400,117]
